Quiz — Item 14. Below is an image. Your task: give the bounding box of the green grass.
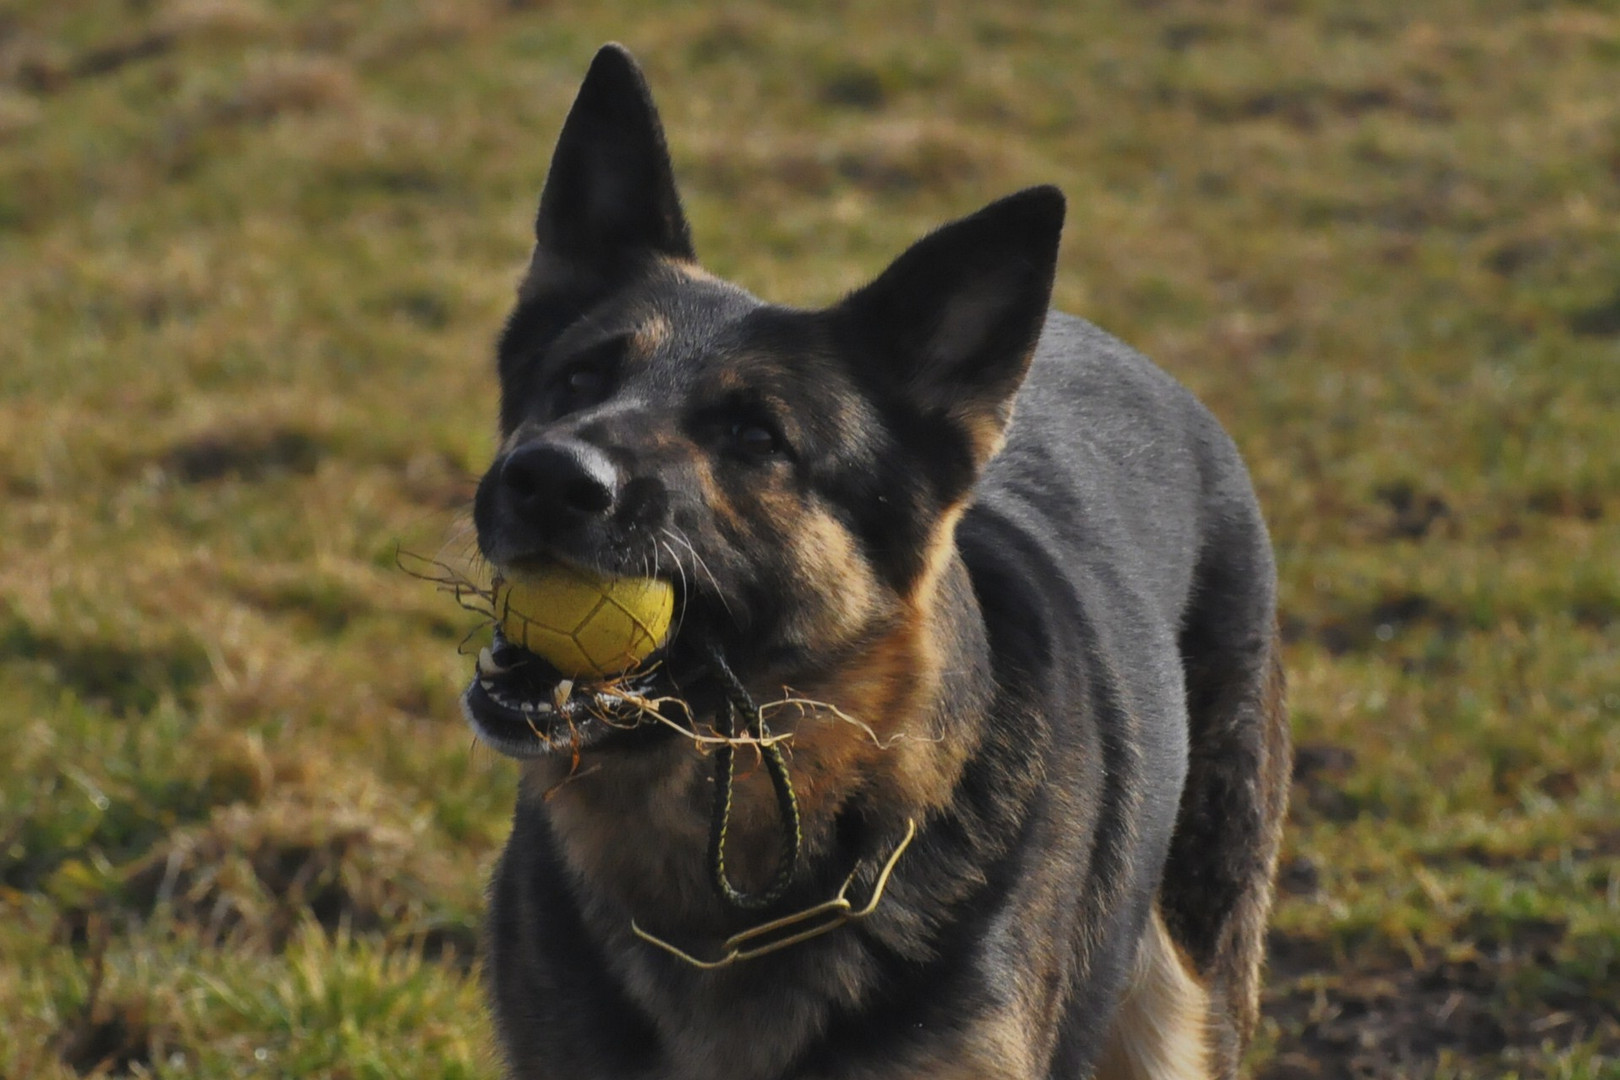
[2,1,1617,1076]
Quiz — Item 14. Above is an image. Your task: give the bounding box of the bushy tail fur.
[1160,545,1292,1077]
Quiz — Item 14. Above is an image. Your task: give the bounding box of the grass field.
[2,1,1617,1076]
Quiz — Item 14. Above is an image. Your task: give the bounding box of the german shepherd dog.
[463,44,1290,1080]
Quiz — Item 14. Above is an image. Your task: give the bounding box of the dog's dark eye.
[728,419,782,459]
[553,367,611,415]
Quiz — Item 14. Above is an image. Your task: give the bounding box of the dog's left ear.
[528,44,694,290]
[836,186,1064,465]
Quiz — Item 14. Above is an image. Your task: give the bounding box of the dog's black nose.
[500,441,619,523]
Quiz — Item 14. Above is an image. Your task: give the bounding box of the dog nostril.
[500,451,558,503]
[501,456,542,500]
[500,442,618,517]
[561,474,613,513]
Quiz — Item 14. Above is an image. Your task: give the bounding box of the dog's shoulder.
[958,306,1268,788]
[965,309,1243,631]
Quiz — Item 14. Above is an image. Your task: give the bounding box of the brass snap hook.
[631,818,918,970]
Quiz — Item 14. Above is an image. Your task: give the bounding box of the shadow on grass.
[0,611,211,715]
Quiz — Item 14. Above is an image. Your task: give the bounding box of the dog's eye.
[728,420,782,459]
[554,367,610,414]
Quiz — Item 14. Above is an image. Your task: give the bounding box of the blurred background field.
[1,1,1617,1077]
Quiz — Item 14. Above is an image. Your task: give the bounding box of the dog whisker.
[658,538,692,643]
[661,526,734,623]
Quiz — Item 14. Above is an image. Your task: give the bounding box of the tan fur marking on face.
[784,511,983,823]
[783,503,891,650]
[1093,907,1213,1080]
[706,366,748,394]
[690,453,744,532]
[631,313,672,356]
[908,500,969,609]
[707,499,914,835]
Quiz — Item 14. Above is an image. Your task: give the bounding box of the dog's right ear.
[525,44,694,295]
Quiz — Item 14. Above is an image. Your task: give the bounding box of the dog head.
[464,45,1063,776]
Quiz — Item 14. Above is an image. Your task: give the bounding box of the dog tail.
[1159,539,1292,1077]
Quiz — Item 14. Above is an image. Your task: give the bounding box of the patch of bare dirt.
[1260,932,1620,1079]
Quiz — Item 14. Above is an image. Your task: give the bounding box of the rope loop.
[706,646,802,911]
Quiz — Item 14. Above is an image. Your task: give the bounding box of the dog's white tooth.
[480,679,496,691]
[478,646,510,676]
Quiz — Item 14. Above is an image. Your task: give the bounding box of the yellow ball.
[495,564,674,679]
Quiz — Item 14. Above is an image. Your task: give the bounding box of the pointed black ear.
[532,44,694,270]
[836,186,1064,461]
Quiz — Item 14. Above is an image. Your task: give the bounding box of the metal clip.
[631,818,918,970]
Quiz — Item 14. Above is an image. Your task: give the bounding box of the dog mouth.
[461,625,687,760]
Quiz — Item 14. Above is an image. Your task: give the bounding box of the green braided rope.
[707,648,802,911]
